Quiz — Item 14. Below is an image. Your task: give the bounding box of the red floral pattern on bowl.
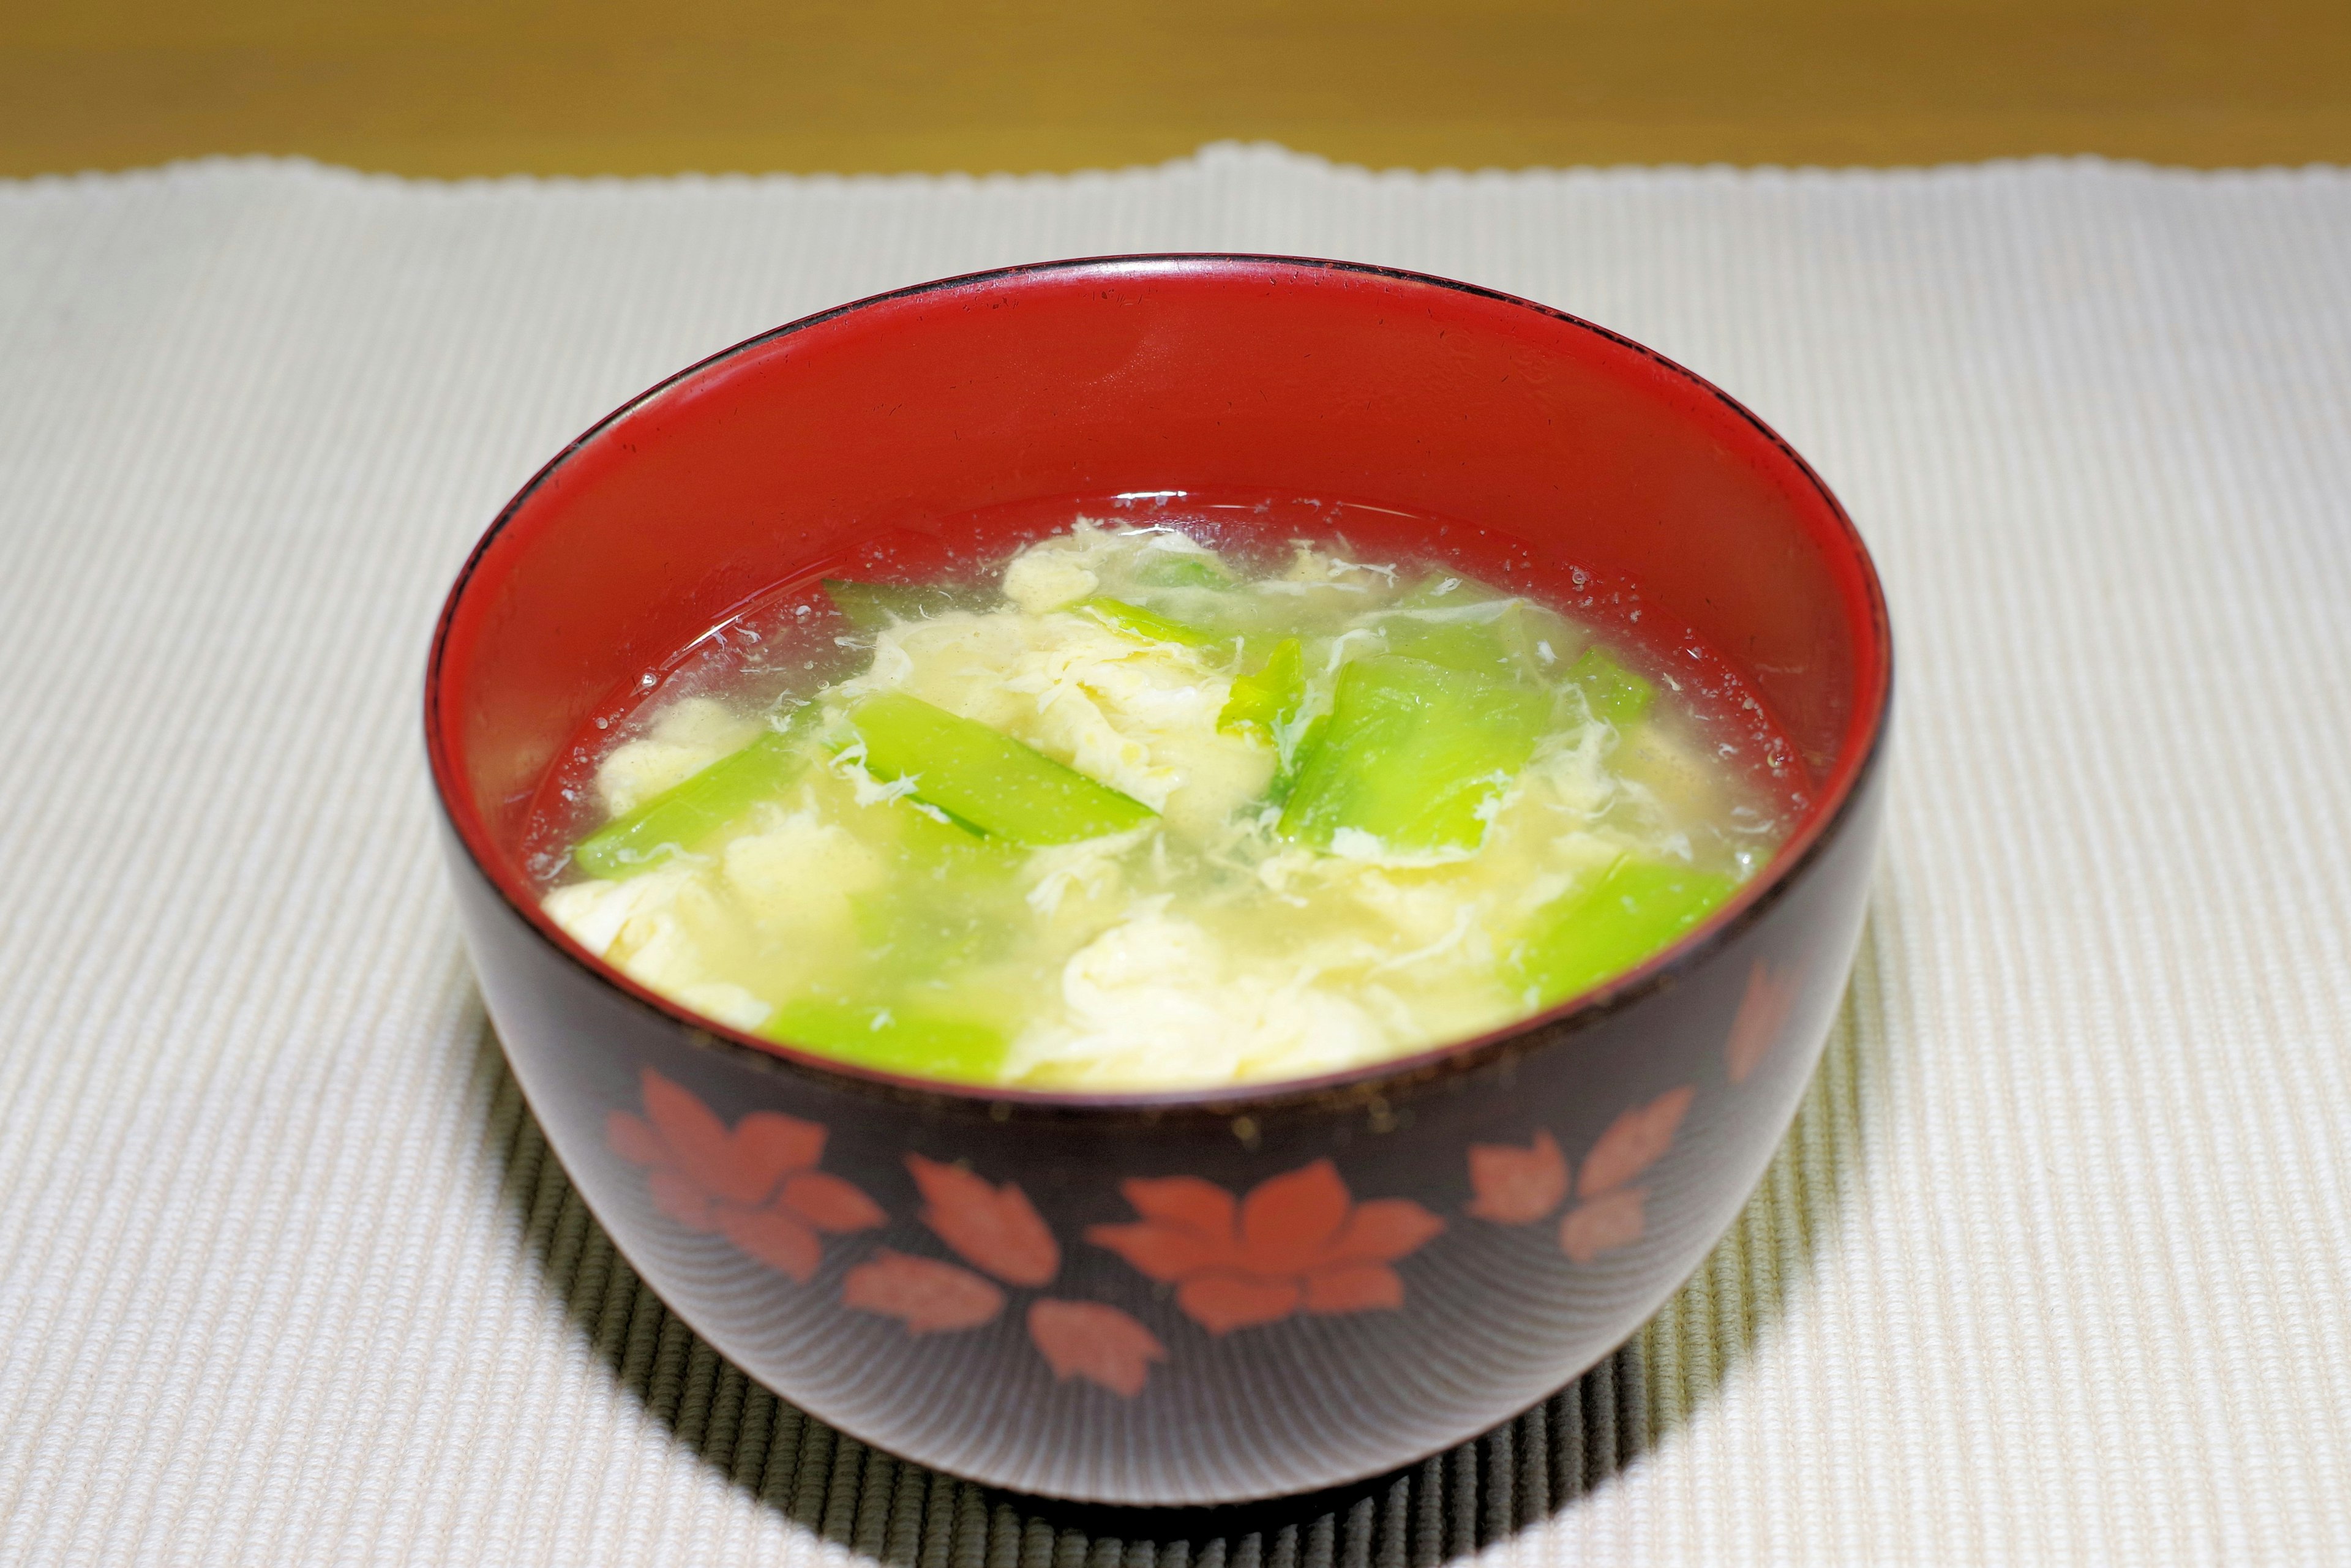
[840,1152,1166,1398]
[1088,1161,1445,1333]
[607,1068,882,1280]
[608,1081,1177,1398]
[600,925,1824,1414]
[1727,959,1803,1084]
[1465,1087,1692,1262]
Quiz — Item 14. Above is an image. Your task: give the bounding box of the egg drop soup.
[533,515,1802,1090]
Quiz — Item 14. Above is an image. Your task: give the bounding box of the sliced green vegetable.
[1277,655,1551,855]
[1397,569,1502,610]
[1133,553,1232,590]
[1267,711,1329,808]
[1384,576,1576,681]
[1077,596,1219,647]
[1513,857,1738,1006]
[852,806,1021,975]
[853,888,1000,975]
[571,715,813,880]
[1382,616,1520,678]
[850,692,1157,846]
[1569,646,1655,728]
[823,579,963,632]
[762,995,1009,1082]
[882,788,999,866]
[1499,601,1578,673]
[1217,637,1307,740]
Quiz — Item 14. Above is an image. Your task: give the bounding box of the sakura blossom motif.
[1576,1086,1693,1199]
[1464,1130,1568,1224]
[836,1153,1166,1398]
[607,1067,883,1281]
[1464,1086,1694,1264]
[1088,1160,1447,1334]
[1559,1188,1647,1264]
[842,1249,1005,1333]
[1028,1299,1168,1397]
[1725,959,1801,1084]
[906,1153,1060,1286]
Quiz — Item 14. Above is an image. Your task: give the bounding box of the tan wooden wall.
[4,0,2347,176]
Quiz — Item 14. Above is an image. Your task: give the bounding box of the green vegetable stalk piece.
[1266,713,1328,808]
[1397,570,1499,610]
[1278,655,1551,854]
[762,996,1009,1082]
[823,579,962,632]
[1379,617,1514,677]
[1132,553,1232,590]
[850,807,1022,977]
[571,716,812,880]
[853,890,999,975]
[1569,645,1655,728]
[850,692,1157,846]
[1385,572,1578,681]
[1514,857,1738,1006]
[1217,637,1307,740]
[1078,596,1219,647]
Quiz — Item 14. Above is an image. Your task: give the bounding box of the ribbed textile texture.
[2,145,2347,1566]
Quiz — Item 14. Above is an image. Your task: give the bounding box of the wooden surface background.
[4,0,2347,178]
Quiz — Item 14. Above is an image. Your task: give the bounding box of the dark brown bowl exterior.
[427,255,1892,1504]
[439,754,1881,1505]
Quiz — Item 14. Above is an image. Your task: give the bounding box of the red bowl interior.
[427,254,1889,1093]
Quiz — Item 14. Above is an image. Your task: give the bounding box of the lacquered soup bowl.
[425,255,1891,1506]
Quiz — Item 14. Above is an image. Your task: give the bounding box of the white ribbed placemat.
[2,144,2346,1566]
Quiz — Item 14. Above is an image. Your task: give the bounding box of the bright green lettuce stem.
[1569,645,1655,727]
[1217,636,1306,739]
[1077,596,1220,647]
[762,996,1009,1082]
[571,717,812,880]
[1278,654,1551,855]
[850,692,1157,846]
[823,579,962,632]
[1514,857,1738,1006]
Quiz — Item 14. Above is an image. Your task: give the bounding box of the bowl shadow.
[478,917,1884,1562]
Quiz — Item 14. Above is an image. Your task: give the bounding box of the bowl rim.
[426,251,1894,1119]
